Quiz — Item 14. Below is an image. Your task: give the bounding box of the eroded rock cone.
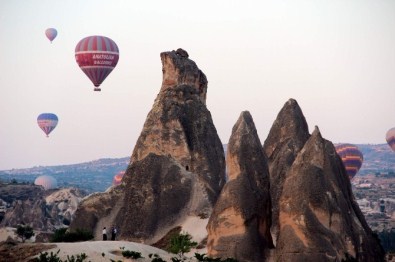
[70,49,225,243]
[275,127,384,261]
[263,98,310,243]
[207,111,273,261]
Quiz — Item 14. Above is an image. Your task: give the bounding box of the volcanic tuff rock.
[274,127,384,261]
[263,99,310,243]
[160,48,207,104]
[207,111,273,261]
[0,185,85,231]
[70,49,226,243]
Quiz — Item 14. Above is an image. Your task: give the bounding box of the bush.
[121,250,143,259]
[167,232,197,258]
[16,224,34,242]
[149,253,167,262]
[50,228,93,242]
[32,250,89,262]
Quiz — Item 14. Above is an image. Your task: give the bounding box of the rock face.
[261,99,383,261]
[263,99,310,243]
[274,127,384,261]
[0,185,85,231]
[116,154,207,241]
[131,48,224,205]
[160,48,207,104]
[207,111,273,261]
[70,49,226,243]
[69,188,124,239]
[68,48,382,260]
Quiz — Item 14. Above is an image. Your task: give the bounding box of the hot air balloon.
[35,175,57,190]
[75,35,119,91]
[335,143,363,180]
[37,113,58,137]
[386,128,395,152]
[45,28,57,43]
[112,171,125,186]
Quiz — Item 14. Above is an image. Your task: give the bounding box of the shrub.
[32,250,89,262]
[50,228,93,242]
[33,250,62,262]
[121,250,143,259]
[16,224,34,242]
[149,253,167,262]
[170,257,182,262]
[167,232,197,258]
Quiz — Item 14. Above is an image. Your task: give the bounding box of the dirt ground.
[0,238,56,262]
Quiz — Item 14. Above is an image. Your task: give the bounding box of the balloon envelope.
[37,113,58,137]
[35,175,57,190]
[335,144,363,180]
[112,171,125,186]
[75,35,119,91]
[45,28,57,42]
[386,128,395,152]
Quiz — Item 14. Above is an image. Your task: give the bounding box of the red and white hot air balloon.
[75,35,119,91]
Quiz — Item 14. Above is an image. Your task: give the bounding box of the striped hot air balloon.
[37,113,58,137]
[45,28,57,43]
[386,128,395,152]
[75,35,119,91]
[335,143,363,180]
[112,171,125,186]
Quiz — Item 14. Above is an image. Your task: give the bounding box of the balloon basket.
[94,87,101,92]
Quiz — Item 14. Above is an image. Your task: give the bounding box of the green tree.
[16,224,34,242]
[167,232,197,259]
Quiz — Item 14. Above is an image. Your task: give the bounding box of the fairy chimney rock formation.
[274,126,384,261]
[160,48,207,104]
[207,111,273,262]
[263,99,310,243]
[70,49,225,243]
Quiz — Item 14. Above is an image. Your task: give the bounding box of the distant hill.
[0,144,393,193]
[0,158,129,193]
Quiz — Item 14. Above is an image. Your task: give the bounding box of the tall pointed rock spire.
[263,98,310,243]
[207,111,273,261]
[274,126,384,261]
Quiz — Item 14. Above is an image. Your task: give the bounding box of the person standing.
[111,226,117,240]
[102,227,107,241]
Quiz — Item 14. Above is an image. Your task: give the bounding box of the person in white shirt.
[102,227,107,241]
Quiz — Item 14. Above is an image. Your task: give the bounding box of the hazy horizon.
[1,0,394,170]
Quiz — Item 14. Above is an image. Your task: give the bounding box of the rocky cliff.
[0,184,85,231]
[70,49,226,243]
[207,111,273,261]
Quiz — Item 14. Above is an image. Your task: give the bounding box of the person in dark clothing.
[111,226,117,240]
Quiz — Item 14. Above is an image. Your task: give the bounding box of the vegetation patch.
[50,228,93,242]
[167,231,197,258]
[152,226,182,249]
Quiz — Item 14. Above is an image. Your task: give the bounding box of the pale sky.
[0,0,394,170]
